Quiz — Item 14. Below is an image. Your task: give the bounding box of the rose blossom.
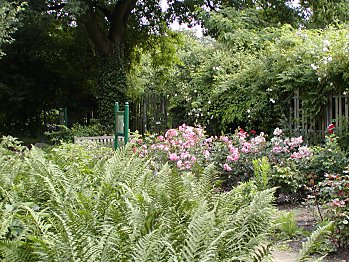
[169,153,179,161]
[272,146,283,154]
[224,163,232,171]
[273,128,283,136]
[220,136,229,143]
[165,129,178,138]
[331,198,345,207]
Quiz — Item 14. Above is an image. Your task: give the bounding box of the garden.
[1,123,349,261]
[2,0,349,261]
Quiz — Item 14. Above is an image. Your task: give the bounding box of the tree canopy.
[0,1,26,58]
[128,1,349,135]
[2,0,349,137]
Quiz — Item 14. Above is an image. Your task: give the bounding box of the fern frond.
[193,164,218,201]
[297,221,333,262]
[0,240,35,262]
[130,230,169,262]
[181,203,216,262]
[251,243,273,262]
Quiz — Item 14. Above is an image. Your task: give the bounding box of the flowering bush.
[131,125,312,192]
[302,135,348,186]
[302,134,349,248]
[131,125,210,173]
[313,172,349,248]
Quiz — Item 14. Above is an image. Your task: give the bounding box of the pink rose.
[223,163,232,172]
[169,153,179,161]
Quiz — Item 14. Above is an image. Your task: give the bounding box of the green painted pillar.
[124,102,129,145]
[114,102,119,150]
[114,101,129,150]
[64,107,68,127]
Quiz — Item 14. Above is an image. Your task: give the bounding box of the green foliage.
[0,135,26,152]
[297,221,334,261]
[271,164,305,197]
[0,0,98,136]
[138,13,349,135]
[274,211,303,240]
[330,117,349,152]
[300,0,349,29]
[0,140,277,261]
[0,1,26,58]
[215,25,349,132]
[97,52,127,128]
[44,120,107,144]
[304,136,348,183]
[44,125,72,144]
[253,157,270,191]
[313,172,349,248]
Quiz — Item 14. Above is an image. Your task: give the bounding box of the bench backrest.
[74,136,125,148]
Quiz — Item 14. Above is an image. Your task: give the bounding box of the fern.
[297,222,333,262]
[0,240,35,262]
[0,141,278,261]
[181,203,216,262]
[192,164,218,201]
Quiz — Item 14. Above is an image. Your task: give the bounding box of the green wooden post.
[124,102,129,145]
[114,102,119,150]
[64,107,68,127]
[114,102,129,150]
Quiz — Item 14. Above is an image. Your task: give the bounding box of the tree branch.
[85,6,111,55]
[95,4,112,22]
[48,3,66,11]
[109,0,137,47]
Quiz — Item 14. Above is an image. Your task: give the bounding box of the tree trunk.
[96,49,127,129]
[84,0,136,130]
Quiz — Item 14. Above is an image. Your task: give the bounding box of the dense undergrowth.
[0,130,343,261]
[0,136,278,261]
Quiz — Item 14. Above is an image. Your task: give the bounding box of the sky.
[160,0,204,37]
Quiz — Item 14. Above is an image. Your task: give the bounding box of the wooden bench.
[74,135,125,149]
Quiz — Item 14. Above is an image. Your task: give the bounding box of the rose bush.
[131,125,312,192]
[310,172,349,248]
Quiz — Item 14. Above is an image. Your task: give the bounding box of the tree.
[0,0,98,137]
[199,0,301,39]
[300,0,349,28]
[0,1,26,58]
[45,0,217,127]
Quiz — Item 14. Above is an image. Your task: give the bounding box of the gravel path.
[272,204,349,262]
[272,250,298,262]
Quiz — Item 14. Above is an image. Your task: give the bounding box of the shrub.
[303,135,348,185]
[274,211,303,240]
[44,119,107,144]
[132,125,311,192]
[314,172,349,248]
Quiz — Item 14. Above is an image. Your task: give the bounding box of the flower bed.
[131,124,312,193]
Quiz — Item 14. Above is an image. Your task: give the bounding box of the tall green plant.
[253,157,271,191]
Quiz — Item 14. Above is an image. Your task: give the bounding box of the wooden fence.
[130,93,169,135]
[289,90,349,141]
